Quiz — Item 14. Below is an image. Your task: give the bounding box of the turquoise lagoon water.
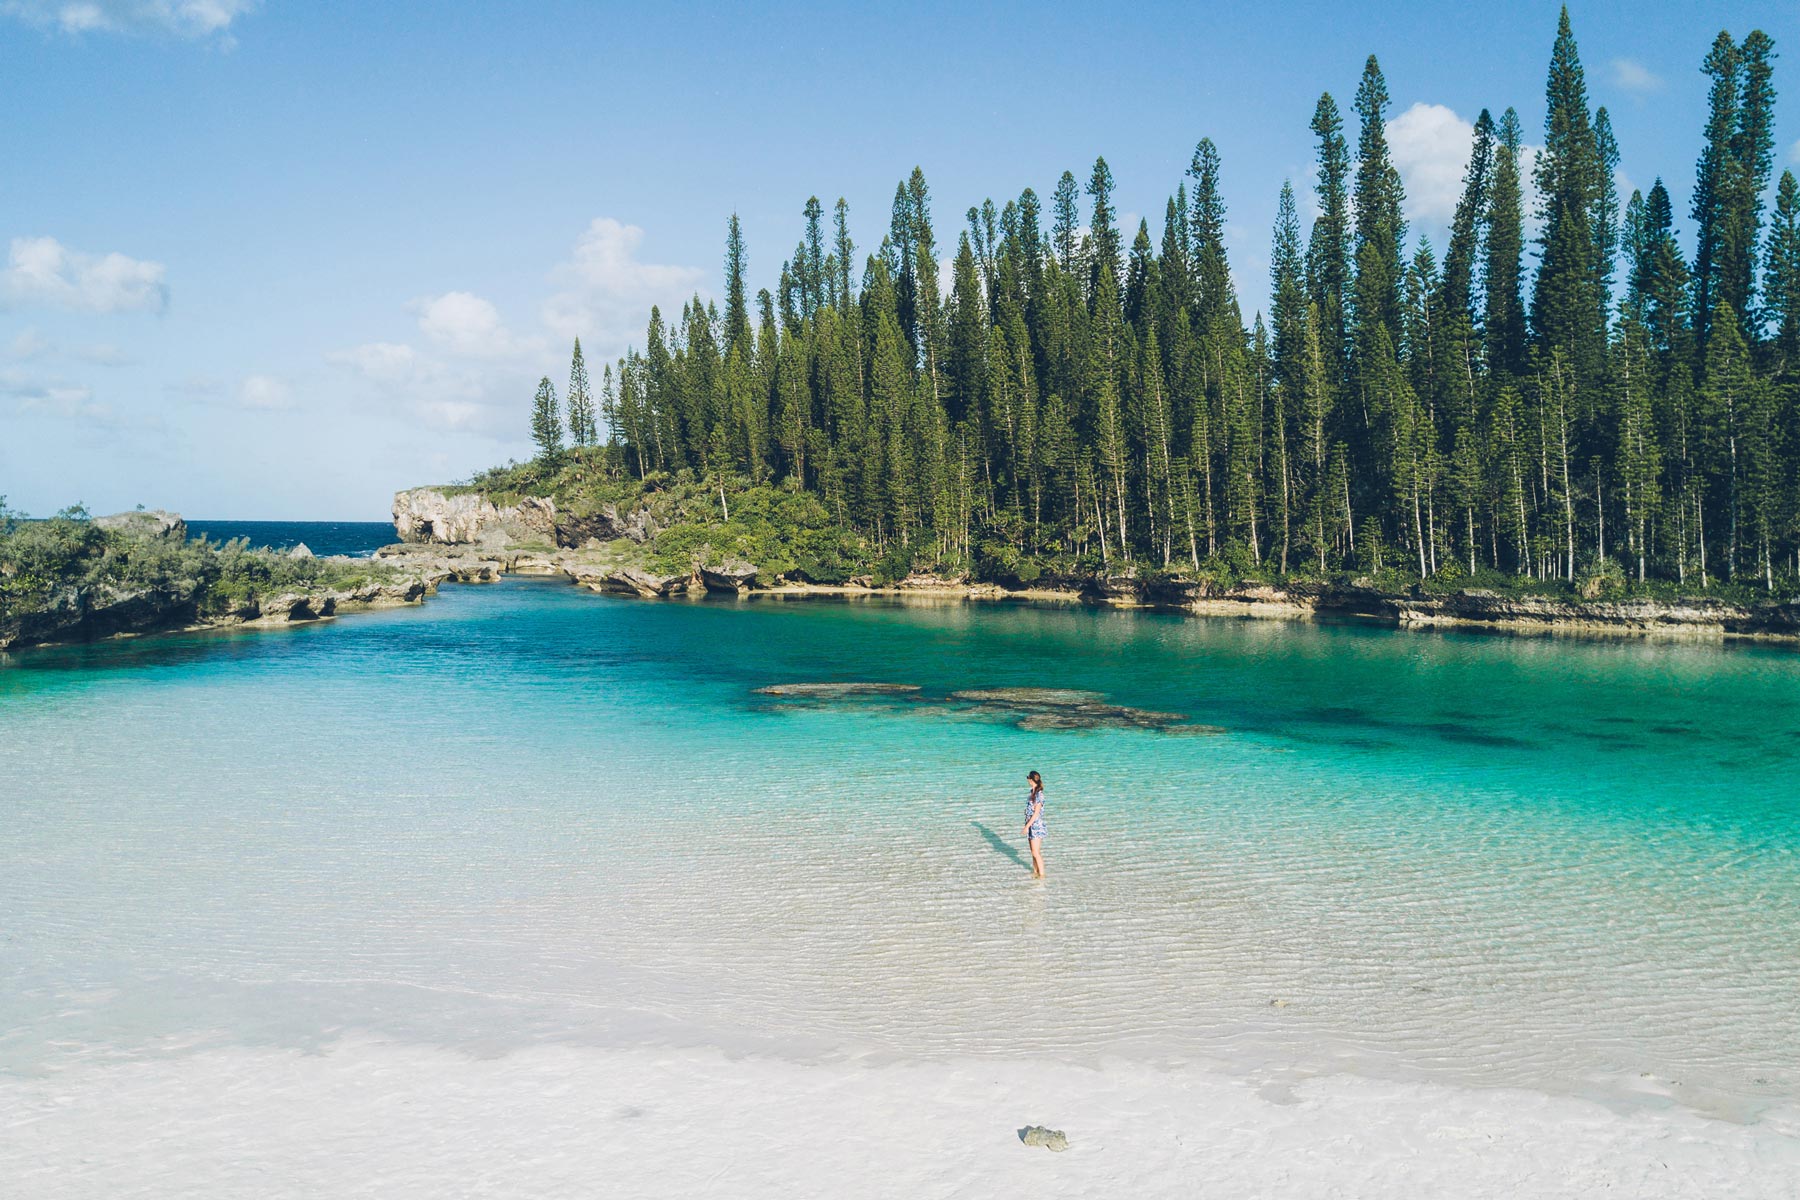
[2,574,1798,1123]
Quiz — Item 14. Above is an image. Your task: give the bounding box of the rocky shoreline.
[0,568,436,653]
[15,489,1800,655]
[378,485,1800,641]
[376,535,1800,644]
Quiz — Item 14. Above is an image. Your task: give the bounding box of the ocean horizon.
[184,520,396,558]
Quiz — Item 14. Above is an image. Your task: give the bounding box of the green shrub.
[1575,556,1628,601]
[871,540,917,586]
[0,510,407,623]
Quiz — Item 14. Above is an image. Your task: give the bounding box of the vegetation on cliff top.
[0,501,401,625]
[488,10,1800,607]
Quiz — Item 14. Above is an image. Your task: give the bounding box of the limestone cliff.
[392,488,557,546]
[391,488,655,549]
[94,509,187,541]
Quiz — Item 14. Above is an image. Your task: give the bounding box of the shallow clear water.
[2,578,1797,1124]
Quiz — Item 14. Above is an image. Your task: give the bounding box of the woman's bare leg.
[1029,837,1045,878]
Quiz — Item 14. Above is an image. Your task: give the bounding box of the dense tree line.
[530,9,1800,590]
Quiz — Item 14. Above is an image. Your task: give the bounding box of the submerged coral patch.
[947,687,1107,707]
[754,681,1221,735]
[948,688,1192,733]
[754,683,923,698]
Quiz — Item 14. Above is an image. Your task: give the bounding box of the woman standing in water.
[1022,770,1047,879]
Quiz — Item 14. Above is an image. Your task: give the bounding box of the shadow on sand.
[971,821,1029,869]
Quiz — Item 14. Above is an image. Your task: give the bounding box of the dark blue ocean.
[187,520,395,557]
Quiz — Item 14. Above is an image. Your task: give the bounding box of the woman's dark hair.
[1027,770,1043,792]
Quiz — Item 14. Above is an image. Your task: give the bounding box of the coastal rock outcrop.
[245,592,327,623]
[0,560,432,650]
[1383,588,1800,636]
[896,572,969,590]
[370,506,1800,643]
[391,488,658,550]
[554,503,658,547]
[598,567,692,598]
[392,488,558,547]
[700,561,757,593]
[94,509,187,541]
[1,579,201,649]
[373,543,509,584]
[1083,573,1145,603]
[225,573,431,627]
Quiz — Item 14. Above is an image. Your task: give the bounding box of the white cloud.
[327,340,513,434]
[328,341,416,382]
[541,217,707,353]
[0,0,255,37]
[1384,103,1550,242]
[1,368,116,426]
[1387,103,1475,226]
[413,290,539,358]
[1789,138,1800,166]
[1610,58,1664,94]
[329,216,705,439]
[8,328,50,360]
[237,373,290,410]
[3,236,169,314]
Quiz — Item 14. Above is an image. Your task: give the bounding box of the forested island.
[446,9,1799,621]
[12,9,1800,651]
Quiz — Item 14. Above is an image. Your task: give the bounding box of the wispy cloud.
[541,217,707,354]
[1,367,117,427]
[73,342,135,366]
[328,216,706,440]
[327,339,520,435]
[7,328,51,360]
[236,373,291,410]
[1609,58,1664,95]
[2,236,169,314]
[6,328,137,366]
[0,0,256,38]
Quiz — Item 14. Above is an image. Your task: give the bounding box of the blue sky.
[2,0,1794,520]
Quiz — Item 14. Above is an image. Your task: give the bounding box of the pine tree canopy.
[523,12,1800,594]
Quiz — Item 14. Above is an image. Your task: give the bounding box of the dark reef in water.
[754,681,1226,735]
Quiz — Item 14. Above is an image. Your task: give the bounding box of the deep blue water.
[187,520,394,557]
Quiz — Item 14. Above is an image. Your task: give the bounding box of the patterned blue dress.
[1025,789,1046,841]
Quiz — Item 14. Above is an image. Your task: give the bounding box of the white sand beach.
[6,1037,1799,1199]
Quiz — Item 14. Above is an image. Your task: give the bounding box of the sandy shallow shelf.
[5,1038,1798,1200]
